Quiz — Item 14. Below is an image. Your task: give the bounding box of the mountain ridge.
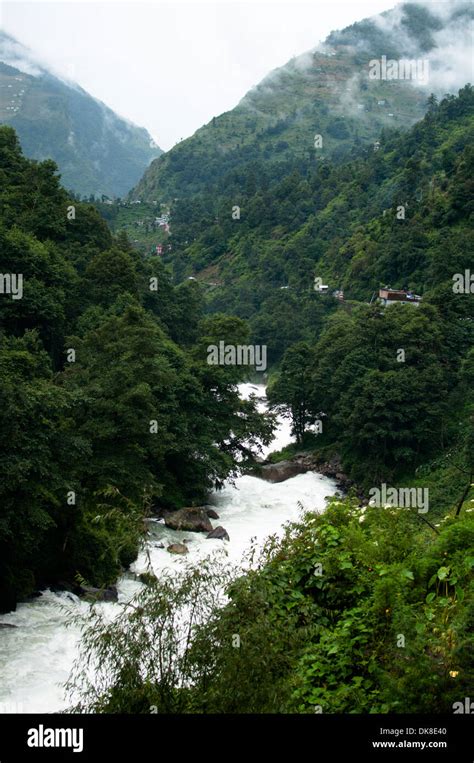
[0,31,163,197]
[131,0,473,203]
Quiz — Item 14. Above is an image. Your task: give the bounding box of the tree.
[268,342,316,444]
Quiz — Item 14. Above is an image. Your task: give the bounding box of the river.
[0,384,337,713]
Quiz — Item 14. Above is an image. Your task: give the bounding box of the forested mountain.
[0,32,162,197]
[146,87,473,358]
[0,126,272,612]
[132,1,473,202]
[152,86,473,493]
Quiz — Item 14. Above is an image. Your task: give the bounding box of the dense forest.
[0,126,273,612]
[124,88,474,493]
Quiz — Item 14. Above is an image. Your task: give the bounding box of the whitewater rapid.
[0,384,337,713]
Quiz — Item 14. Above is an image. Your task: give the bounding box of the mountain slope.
[0,32,163,197]
[150,85,473,368]
[132,0,473,202]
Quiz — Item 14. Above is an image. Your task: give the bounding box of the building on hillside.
[378,287,422,307]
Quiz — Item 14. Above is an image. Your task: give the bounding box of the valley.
[0,0,472,727]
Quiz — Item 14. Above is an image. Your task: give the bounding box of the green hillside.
[0,33,163,197]
[131,1,472,203]
[147,87,472,362]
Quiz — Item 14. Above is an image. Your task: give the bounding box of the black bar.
[0,714,471,760]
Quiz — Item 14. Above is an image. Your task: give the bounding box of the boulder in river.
[0,623,17,629]
[259,460,307,483]
[78,585,118,603]
[205,508,220,520]
[164,507,213,533]
[167,542,189,555]
[206,526,230,541]
[257,453,352,491]
[50,580,75,594]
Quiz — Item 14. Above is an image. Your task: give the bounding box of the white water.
[0,384,337,713]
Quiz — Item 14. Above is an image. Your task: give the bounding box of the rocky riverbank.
[255,453,353,493]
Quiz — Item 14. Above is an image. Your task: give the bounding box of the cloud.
[371,0,473,93]
[0,31,44,76]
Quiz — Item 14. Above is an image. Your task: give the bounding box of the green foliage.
[129,0,470,204]
[66,556,234,713]
[184,88,473,490]
[267,341,316,444]
[66,497,474,714]
[124,87,474,376]
[0,127,272,611]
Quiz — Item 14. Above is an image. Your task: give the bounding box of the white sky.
[1,0,407,149]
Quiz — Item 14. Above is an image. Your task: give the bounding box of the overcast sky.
[2,0,409,149]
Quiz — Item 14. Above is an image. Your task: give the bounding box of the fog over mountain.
[133,0,473,203]
[0,31,163,197]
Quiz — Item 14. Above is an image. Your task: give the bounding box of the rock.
[0,623,17,629]
[206,526,230,541]
[167,542,189,555]
[164,507,213,533]
[205,508,220,520]
[78,585,118,603]
[312,456,352,491]
[149,505,169,520]
[255,452,352,491]
[50,580,75,594]
[259,460,307,483]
